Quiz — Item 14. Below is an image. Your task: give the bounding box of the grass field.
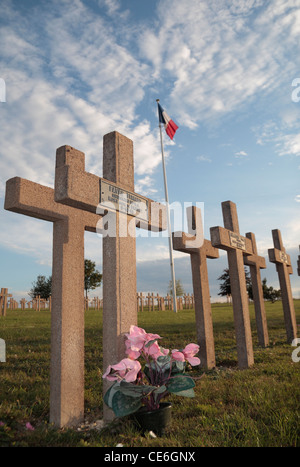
[0,300,299,447]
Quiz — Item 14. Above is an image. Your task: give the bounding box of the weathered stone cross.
[0,288,12,317]
[210,201,254,369]
[268,229,297,343]
[243,232,269,347]
[54,131,166,421]
[20,298,27,310]
[5,147,103,428]
[173,206,219,369]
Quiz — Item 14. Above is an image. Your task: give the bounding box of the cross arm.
[243,232,266,269]
[268,248,292,267]
[210,226,253,255]
[54,146,166,232]
[5,177,102,233]
[244,254,266,269]
[172,231,198,254]
[5,177,66,222]
[173,232,219,259]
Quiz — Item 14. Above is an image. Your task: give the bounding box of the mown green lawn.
[0,300,299,447]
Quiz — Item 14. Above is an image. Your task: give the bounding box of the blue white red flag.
[157,102,178,140]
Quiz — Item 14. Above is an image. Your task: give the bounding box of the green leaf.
[144,339,158,348]
[171,360,185,374]
[153,385,167,394]
[119,383,157,398]
[153,384,167,402]
[111,390,142,417]
[173,388,195,398]
[166,375,195,394]
[157,355,171,365]
[103,382,120,409]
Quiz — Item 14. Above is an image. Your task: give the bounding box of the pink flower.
[0,421,5,426]
[125,325,162,358]
[144,341,169,360]
[125,339,141,359]
[25,422,35,431]
[103,358,141,382]
[172,343,200,366]
[171,350,185,362]
[182,343,200,366]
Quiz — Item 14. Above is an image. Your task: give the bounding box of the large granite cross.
[210,201,254,369]
[55,131,166,421]
[5,147,103,428]
[268,229,297,343]
[244,232,269,347]
[173,206,219,369]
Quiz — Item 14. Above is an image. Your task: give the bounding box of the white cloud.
[254,120,300,157]
[0,0,161,201]
[235,151,248,157]
[139,0,300,127]
[197,155,212,163]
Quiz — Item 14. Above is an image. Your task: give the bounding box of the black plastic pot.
[132,402,172,436]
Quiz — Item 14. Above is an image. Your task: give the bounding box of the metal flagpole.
[156,99,177,313]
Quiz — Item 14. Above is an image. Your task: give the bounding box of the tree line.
[29,259,102,299]
[217,268,281,302]
[30,262,280,304]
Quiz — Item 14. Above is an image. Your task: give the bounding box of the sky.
[0,0,299,304]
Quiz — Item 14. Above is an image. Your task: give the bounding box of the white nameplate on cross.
[229,232,246,251]
[99,180,149,222]
[279,251,288,264]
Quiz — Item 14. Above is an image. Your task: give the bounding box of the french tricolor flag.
[157,102,178,140]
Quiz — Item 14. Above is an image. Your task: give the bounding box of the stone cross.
[33,295,42,311]
[54,131,166,421]
[243,232,269,347]
[5,150,103,428]
[173,206,219,369]
[268,229,297,343]
[0,288,12,317]
[20,298,27,310]
[210,201,254,369]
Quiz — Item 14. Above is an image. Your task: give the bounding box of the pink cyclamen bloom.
[182,343,200,366]
[171,350,185,362]
[125,339,141,359]
[144,341,169,360]
[172,344,200,366]
[125,325,161,354]
[103,358,141,382]
[25,422,34,431]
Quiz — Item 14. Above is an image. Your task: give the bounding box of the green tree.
[168,279,185,297]
[261,277,281,302]
[84,259,102,299]
[29,259,103,300]
[29,275,52,300]
[217,268,251,298]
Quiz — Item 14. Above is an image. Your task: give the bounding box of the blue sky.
[0,0,299,304]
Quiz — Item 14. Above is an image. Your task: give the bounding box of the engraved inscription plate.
[99,180,149,222]
[229,232,246,250]
[279,251,288,264]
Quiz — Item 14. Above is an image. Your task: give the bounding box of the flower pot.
[132,402,172,436]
